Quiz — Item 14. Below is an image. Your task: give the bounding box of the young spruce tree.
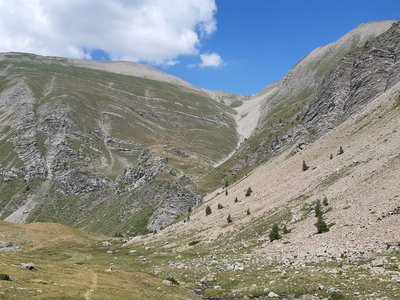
[269,223,281,242]
[205,205,212,216]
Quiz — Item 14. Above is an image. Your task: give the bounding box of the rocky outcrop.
[0,55,217,234]
[222,21,400,183]
[304,21,400,134]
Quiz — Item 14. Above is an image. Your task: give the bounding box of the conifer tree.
[269,223,281,241]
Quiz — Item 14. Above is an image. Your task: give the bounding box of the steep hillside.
[201,20,397,191]
[0,53,238,234]
[135,66,400,300]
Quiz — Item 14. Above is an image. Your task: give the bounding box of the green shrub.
[329,291,346,300]
[205,205,212,216]
[302,160,309,171]
[315,200,322,217]
[0,274,11,281]
[269,223,281,242]
[337,146,344,155]
[245,187,253,197]
[188,240,200,246]
[315,214,329,234]
[227,214,232,223]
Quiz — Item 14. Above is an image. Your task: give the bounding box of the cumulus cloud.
[198,52,223,68]
[0,0,219,65]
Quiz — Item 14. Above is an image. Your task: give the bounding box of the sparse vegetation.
[245,187,253,197]
[205,205,212,215]
[283,225,291,234]
[269,223,281,241]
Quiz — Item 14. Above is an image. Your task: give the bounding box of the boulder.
[21,262,36,270]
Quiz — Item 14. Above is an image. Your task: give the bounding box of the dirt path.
[84,270,98,300]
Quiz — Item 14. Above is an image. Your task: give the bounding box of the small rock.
[268,291,281,298]
[193,288,203,295]
[200,273,215,285]
[107,250,113,255]
[128,250,137,255]
[162,279,173,286]
[20,262,36,270]
[371,258,385,267]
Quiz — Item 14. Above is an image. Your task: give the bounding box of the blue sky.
[0,0,399,95]
[159,0,400,95]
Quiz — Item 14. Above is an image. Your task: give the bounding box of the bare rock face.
[304,22,400,134]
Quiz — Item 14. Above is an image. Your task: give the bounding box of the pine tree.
[315,214,329,233]
[225,189,228,196]
[246,208,250,215]
[234,197,239,203]
[217,203,224,209]
[330,153,333,160]
[245,187,253,197]
[205,205,212,216]
[227,214,232,223]
[269,223,281,242]
[302,160,309,171]
[315,200,322,217]
[322,197,329,206]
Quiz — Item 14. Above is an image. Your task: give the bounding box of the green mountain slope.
[0,53,237,234]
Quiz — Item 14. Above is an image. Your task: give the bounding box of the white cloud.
[198,52,223,68]
[0,0,219,65]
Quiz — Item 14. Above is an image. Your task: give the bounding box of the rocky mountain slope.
[201,20,397,190]
[0,20,399,300]
[0,53,237,234]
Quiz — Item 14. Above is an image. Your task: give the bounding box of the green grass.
[230,100,243,108]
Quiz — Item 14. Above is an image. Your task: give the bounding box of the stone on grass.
[20,262,36,270]
[268,291,281,298]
